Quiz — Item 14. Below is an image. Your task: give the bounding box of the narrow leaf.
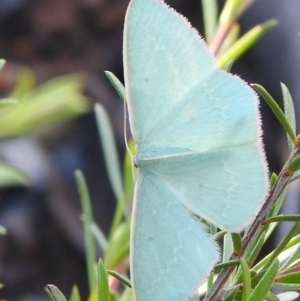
[107,270,131,288]
[280,243,300,271]
[268,187,286,218]
[276,271,300,285]
[222,60,235,72]
[244,229,266,267]
[232,232,242,256]
[94,104,127,236]
[290,170,300,183]
[104,221,130,270]
[75,170,97,292]
[253,84,296,145]
[212,230,227,242]
[217,23,240,56]
[281,83,296,151]
[223,232,233,262]
[265,215,300,224]
[219,0,244,24]
[69,285,80,301]
[91,222,108,253]
[264,223,300,270]
[270,173,278,188]
[218,20,277,68]
[104,71,125,102]
[201,0,218,44]
[46,285,68,301]
[274,283,300,290]
[287,156,300,173]
[0,75,89,138]
[98,259,110,301]
[214,259,241,271]
[240,258,251,301]
[94,104,124,201]
[248,259,279,301]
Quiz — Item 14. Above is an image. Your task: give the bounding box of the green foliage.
[0,70,89,138]
[0,62,90,239]
[0,62,89,189]
[75,171,97,292]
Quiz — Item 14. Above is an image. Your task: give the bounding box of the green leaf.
[0,75,89,138]
[0,161,29,187]
[232,232,242,256]
[264,223,300,270]
[223,232,233,262]
[107,270,131,288]
[98,259,110,301]
[264,221,279,242]
[290,170,300,183]
[94,103,124,199]
[248,259,279,301]
[212,230,227,241]
[201,0,218,44]
[268,187,286,218]
[244,229,266,267]
[275,271,300,290]
[69,285,80,301]
[104,71,125,102]
[285,235,300,251]
[217,23,240,57]
[253,84,296,145]
[240,258,251,301]
[280,243,300,271]
[265,215,300,224]
[222,60,235,72]
[94,104,127,236]
[287,156,300,173]
[270,173,278,188]
[46,285,68,301]
[218,20,277,68]
[219,0,244,24]
[281,83,296,151]
[91,222,108,253]
[104,221,130,270]
[75,170,97,292]
[214,259,240,271]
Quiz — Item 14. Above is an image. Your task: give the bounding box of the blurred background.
[0,0,299,300]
